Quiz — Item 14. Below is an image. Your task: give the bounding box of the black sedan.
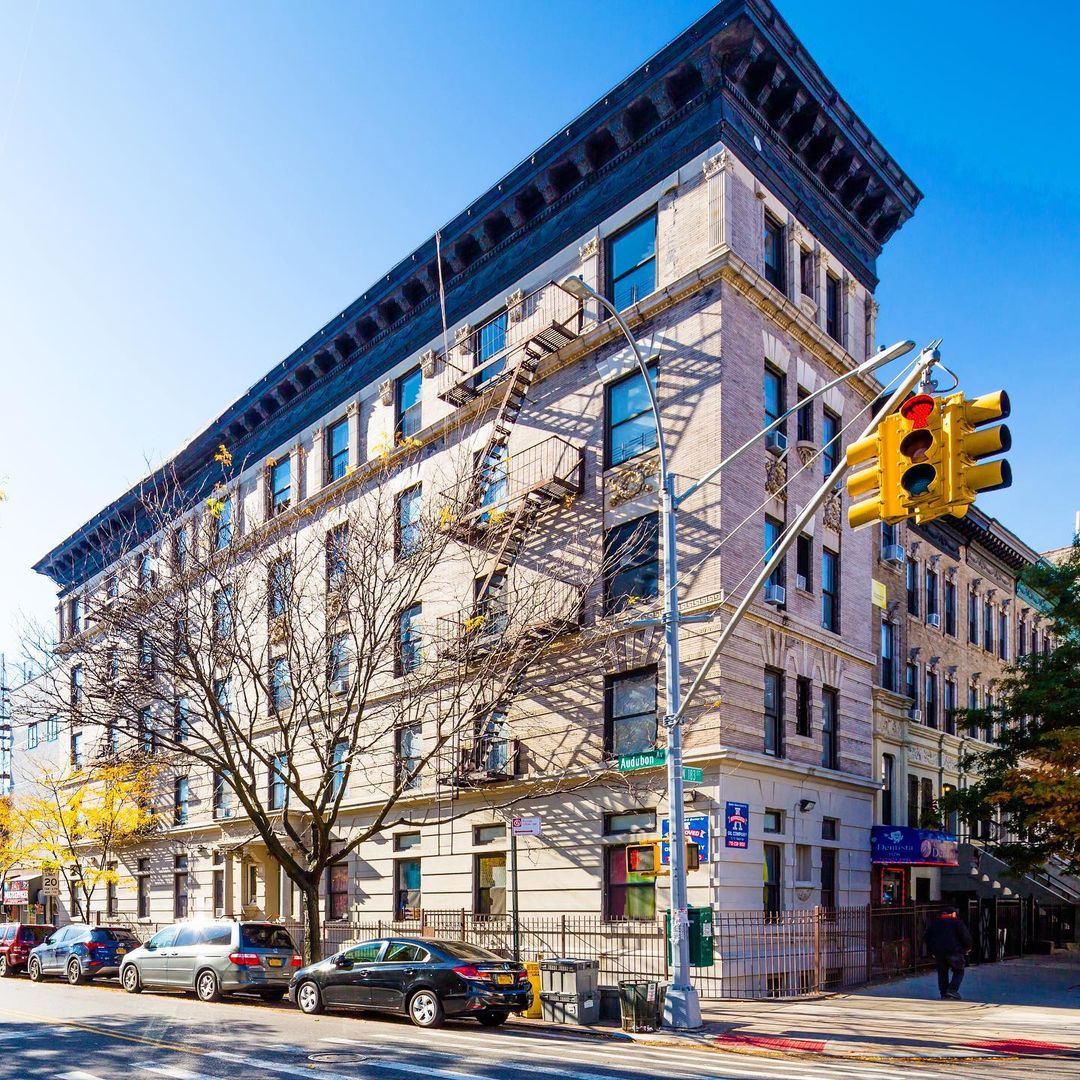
[289,937,531,1028]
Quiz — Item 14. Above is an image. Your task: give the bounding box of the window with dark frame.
[270,457,292,516]
[905,661,918,708]
[605,844,655,920]
[925,567,938,621]
[475,310,509,386]
[269,753,287,811]
[763,809,783,833]
[822,409,840,478]
[213,768,233,820]
[821,686,838,768]
[396,366,423,441]
[944,677,957,735]
[907,774,920,828]
[764,365,785,433]
[475,852,507,917]
[606,364,657,467]
[880,619,895,691]
[603,514,659,615]
[397,603,422,675]
[944,580,957,636]
[925,670,938,729]
[983,599,993,652]
[326,862,349,921]
[331,740,347,798]
[174,776,189,825]
[906,559,919,615]
[326,524,348,593]
[800,248,814,298]
[396,722,423,789]
[607,213,657,312]
[763,213,786,292]
[764,517,785,597]
[1018,619,1027,656]
[137,857,150,919]
[821,548,839,632]
[270,656,291,713]
[998,610,1009,660]
[173,855,189,919]
[268,556,291,620]
[396,485,422,559]
[825,272,841,340]
[795,675,812,737]
[106,862,118,917]
[214,495,232,550]
[763,843,782,917]
[821,848,837,910]
[764,667,785,758]
[796,534,812,591]
[327,418,350,483]
[395,859,421,919]
[881,753,895,826]
[604,668,658,757]
[796,387,813,442]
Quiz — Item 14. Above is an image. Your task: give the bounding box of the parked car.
[27,924,140,984]
[0,923,55,977]
[290,937,531,1028]
[120,920,301,1002]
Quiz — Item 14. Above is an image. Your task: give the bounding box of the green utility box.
[665,906,714,967]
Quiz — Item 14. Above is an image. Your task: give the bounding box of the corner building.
[32,1,921,980]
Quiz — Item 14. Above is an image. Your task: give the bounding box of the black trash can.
[617,979,666,1033]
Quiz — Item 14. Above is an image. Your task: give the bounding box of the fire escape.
[434,282,586,790]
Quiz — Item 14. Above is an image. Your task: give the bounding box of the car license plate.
[267,957,283,967]
[117,948,126,955]
[495,973,513,985]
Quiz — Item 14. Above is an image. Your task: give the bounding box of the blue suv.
[28,924,141,984]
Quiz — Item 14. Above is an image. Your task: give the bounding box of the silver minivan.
[119,920,300,1002]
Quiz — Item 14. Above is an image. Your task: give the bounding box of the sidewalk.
[518,953,1080,1062]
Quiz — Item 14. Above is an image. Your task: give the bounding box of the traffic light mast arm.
[671,344,940,725]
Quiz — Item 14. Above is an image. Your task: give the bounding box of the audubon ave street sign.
[617,749,667,772]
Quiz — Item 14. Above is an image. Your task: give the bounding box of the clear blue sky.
[2,0,1078,664]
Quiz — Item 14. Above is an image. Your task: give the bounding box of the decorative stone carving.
[760,627,786,670]
[702,148,733,178]
[798,295,817,319]
[843,276,858,298]
[420,349,439,378]
[765,456,787,501]
[823,488,842,531]
[378,379,393,407]
[578,236,600,261]
[796,441,817,467]
[607,454,660,508]
[505,288,525,322]
[455,324,474,354]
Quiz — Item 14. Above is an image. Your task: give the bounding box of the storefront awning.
[871,826,958,866]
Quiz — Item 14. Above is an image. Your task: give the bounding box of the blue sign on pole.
[724,802,749,849]
[661,814,710,865]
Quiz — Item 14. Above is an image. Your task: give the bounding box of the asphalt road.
[0,974,1073,1080]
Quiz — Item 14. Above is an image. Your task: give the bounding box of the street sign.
[617,749,666,772]
[511,815,542,837]
[682,767,704,784]
[42,871,60,898]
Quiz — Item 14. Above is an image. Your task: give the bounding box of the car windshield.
[432,940,503,962]
[93,928,139,945]
[18,926,52,943]
[241,925,295,950]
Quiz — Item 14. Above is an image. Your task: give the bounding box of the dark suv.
[28,924,140,984]
[0,923,54,977]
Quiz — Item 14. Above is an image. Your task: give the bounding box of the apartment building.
[27,0,921,943]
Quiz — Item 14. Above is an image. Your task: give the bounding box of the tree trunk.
[302,883,322,965]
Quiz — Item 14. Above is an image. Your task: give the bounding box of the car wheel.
[66,958,85,986]
[259,989,286,1002]
[408,988,445,1029]
[121,964,142,994]
[476,1010,509,1027]
[195,969,222,1003]
[27,958,42,983]
[296,980,324,1015]
[0,955,9,978]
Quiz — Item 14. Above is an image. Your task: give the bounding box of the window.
[270,656,291,713]
[173,855,189,919]
[213,587,232,640]
[998,610,1009,660]
[394,832,421,852]
[605,844,655,920]
[397,604,422,675]
[606,365,657,467]
[881,521,897,549]
[925,671,938,729]
[136,858,150,919]
[26,721,39,749]
[172,526,189,573]
[763,213,786,292]
[138,707,155,755]
[324,524,348,595]
[475,853,507,917]
[106,574,119,600]
[327,418,350,483]
[881,754,895,826]
[968,590,979,643]
[1031,627,1039,654]
[799,248,814,298]
[796,388,813,443]
[764,668,784,758]
[925,567,938,621]
[1018,619,1027,656]
[138,632,154,674]
[821,686,838,768]
[171,698,190,743]
[395,859,421,919]
[796,534,812,591]
[396,366,423,441]
[396,486,422,559]
[796,844,812,882]
[475,310,508,386]
[763,843,782,916]
[822,409,840,478]
[608,213,656,311]
[331,740,347,798]
[825,272,840,340]
[396,721,423,789]
[906,560,919,615]
[475,709,511,775]
[795,676,811,737]
[821,549,840,632]
[268,557,292,620]
[942,783,959,835]
[106,718,119,755]
[474,823,506,846]
[70,665,84,708]
[269,753,288,811]
[139,551,156,591]
[907,775,920,828]
[44,715,58,742]
[68,729,80,768]
[821,848,837,910]
[477,444,508,516]
[212,851,225,917]
[214,677,232,719]
[213,769,234,820]
[968,684,980,738]
[326,863,349,921]
[174,777,189,825]
[69,595,84,636]
[763,809,784,833]
[983,600,993,652]
[605,810,656,834]
[920,777,935,827]
[473,572,508,638]
[327,632,351,690]
[105,862,118,917]
[214,495,233,550]
[905,662,918,708]
[605,668,657,757]
[763,365,786,437]
[944,580,957,636]
[944,678,957,736]
[764,517,785,596]
[822,818,839,841]
[270,457,292,516]
[174,617,188,658]
[880,619,895,691]
[603,514,659,614]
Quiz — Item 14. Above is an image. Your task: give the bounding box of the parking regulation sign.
[511,815,542,837]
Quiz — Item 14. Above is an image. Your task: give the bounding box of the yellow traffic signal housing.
[940,390,1012,517]
[626,842,659,878]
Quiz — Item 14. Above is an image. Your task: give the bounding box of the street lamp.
[560,274,701,1029]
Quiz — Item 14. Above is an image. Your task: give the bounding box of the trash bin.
[617,979,666,1033]
[539,958,599,998]
[523,961,543,1018]
[540,990,601,1026]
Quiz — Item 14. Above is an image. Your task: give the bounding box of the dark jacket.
[924,914,973,959]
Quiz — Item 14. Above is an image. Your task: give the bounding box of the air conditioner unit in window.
[765,430,788,457]
[927,613,941,628]
[763,583,786,607]
[796,574,808,591]
[909,708,922,722]
[881,544,905,566]
[329,678,349,696]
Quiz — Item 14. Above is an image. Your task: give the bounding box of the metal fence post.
[560,913,566,957]
[813,907,822,992]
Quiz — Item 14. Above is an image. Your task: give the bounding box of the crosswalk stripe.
[136,1064,218,1080]
[58,1073,107,1080]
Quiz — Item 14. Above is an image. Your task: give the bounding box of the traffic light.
[846,411,904,529]
[626,842,659,878]
[940,391,1012,516]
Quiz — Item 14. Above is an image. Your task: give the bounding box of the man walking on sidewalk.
[924,907,973,1000]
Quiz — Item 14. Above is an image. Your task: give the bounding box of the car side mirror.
[145,942,157,952]
[334,955,353,969]
[44,936,55,946]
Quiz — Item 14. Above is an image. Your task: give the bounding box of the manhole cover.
[309,1052,368,1065]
